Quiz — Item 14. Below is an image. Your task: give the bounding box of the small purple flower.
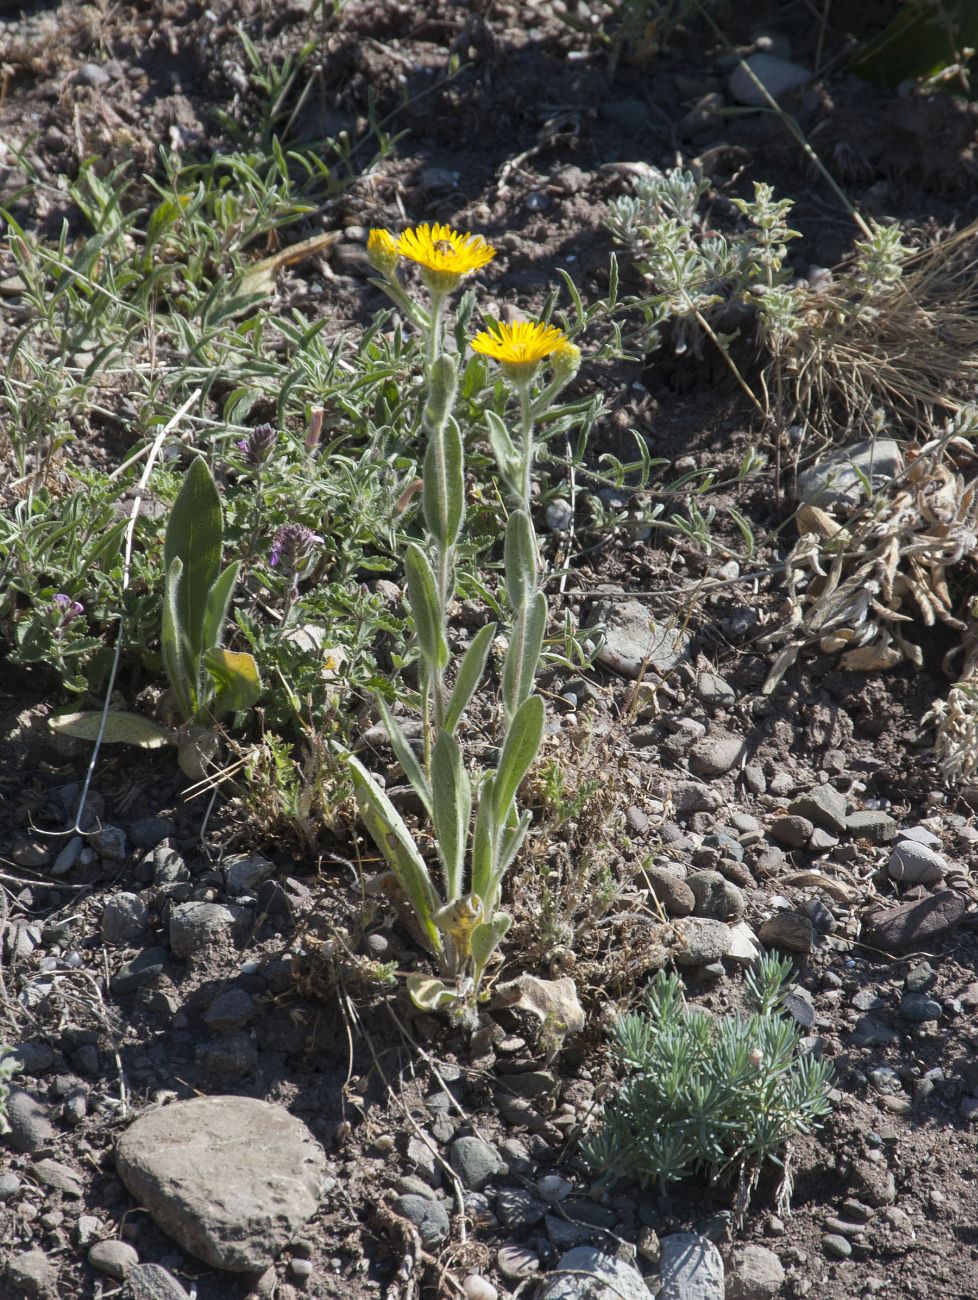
[52,594,84,634]
[236,423,278,468]
[269,523,322,576]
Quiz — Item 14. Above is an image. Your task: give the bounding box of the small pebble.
[822,1233,852,1258]
[289,1258,313,1279]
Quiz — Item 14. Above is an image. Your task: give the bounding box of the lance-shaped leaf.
[407,975,459,1012]
[201,560,241,652]
[471,912,511,984]
[431,730,471,903]
[204,648,262,717]
[470,773,497,905]
[485,410,520,494]
[348,754,443,958]
[405,543,449,673]
[423,393,465,548]
[422,354,458,437]
[504,509,538,614]
[492,694,544,825]
[164,457,223,660]
[444,621,496,736]
[377,697,432,820]
[502,590,547,721]
[162,556,195,722]
[49,710,174,748]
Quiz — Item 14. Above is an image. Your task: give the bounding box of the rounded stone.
[88,1239,139,1280]
[129,817,177,849]
[7,1249,54,1295]
[758,911,814,954]
[725,1243,786,1299]
[690,730,746,778]
[687,870,745,922]
[100,893,149,945]
[900,993,942,1023]
[887,841,946,886]
[449,1136,506,1191]
[769,816,813,849]
[5,1087,57,1153]
[671,917,732,966]
[391,1193,450,1246]
[822,1233,852,1258]
[645,866,695,917]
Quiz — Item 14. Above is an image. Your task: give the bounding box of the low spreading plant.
[583,954,833,1211]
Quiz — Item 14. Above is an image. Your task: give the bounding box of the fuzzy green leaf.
[504,509,538,614]
[203,648,262,717]
[471,911,511,982]
[49,710,173,748]
[485,410,520,494]
[162,556,195,722]
[164,457,223,661]
[444,622,496,736]
[201,560,241,652]
[405,543,449,673]
[502,590,547,721]
[348,754,443,958]
[423,416,465,549]
[492,693,545,825]
[431,729,471,903]
[377,698,432,820]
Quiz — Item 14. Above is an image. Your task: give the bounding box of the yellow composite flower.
[367,227,400,276]
[470,319,569,377]
[378,221,494,295]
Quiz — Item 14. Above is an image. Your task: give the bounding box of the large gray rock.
[724,1244,785,1299]
[5,1088,57,1153]
[671,917,732,966]
[588,599,691,679]
[659,1232,724,1299]
[168,902,250,958]
[115,1096,326,1272]
[537,1246,649,1299]
[887,840,946,885]
[797,439,903,514]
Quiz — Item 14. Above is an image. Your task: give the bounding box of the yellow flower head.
[396,222,495,293]
[367,228,400,277]
[470,319,569,382]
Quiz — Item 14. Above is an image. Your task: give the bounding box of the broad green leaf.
[162,556,194,723]
[164,457,223,661]
[471,912,511,981]
[502,590,547,721]
[504,509,537,614]
[49,710,173,748]
[407,974,458,1012]
[377,698,432,820]
[204,648,262,717]
[201,561,241,651]
[423,416,465,549]
[444,622,497,736]
[431,730,471,903]
[347,754,443,958]
[485,410,520,492]
[494,812,532,897]
[404,543,448,673]
[493,694,545,825]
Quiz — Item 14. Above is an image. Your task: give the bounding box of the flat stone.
[497,1243,540,1280]
[769,816,813,849]
[101,893,150,945]
[7,1249,54,1296]
[5,1088,57,1152]
[110,946,168,995]
[728,53,811,107]
[391,1193,450,1247]
[688,870,745,921]
[788,787,848,834]
[9,1040,56,1074]
[797,439,903,513]
[34,1156,84,1196]
[538,1246,650,1299]
[124,1264,191,1299]
[689,731,745,778]
[224,853,275,897]
[168,902,250,958]
[758,911,814,953]
[845,810,898,844]
[495,1187,547,1229]
[115,1096,326,1272]
[0,1172,22,1200]
[589,599,691,679]
[671,917,732,966]
[847,1159,896,1207]
[696,672,736,705]
[861,890,968,953]
[725,921,761,963]
[195,1031,258,1082]
[92,824,127,861]
[900,993,941,1023]
[659,1232,724,1299]
[645,866,695,917]
[669,780,721,813]
[724,1244,785,1299]
[886,841,946,885]
[87,1239,139,1280]
[450,1136,506,1191]
[899,825,942,849]
[129,816,177,849]
[203,987,256,1032]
